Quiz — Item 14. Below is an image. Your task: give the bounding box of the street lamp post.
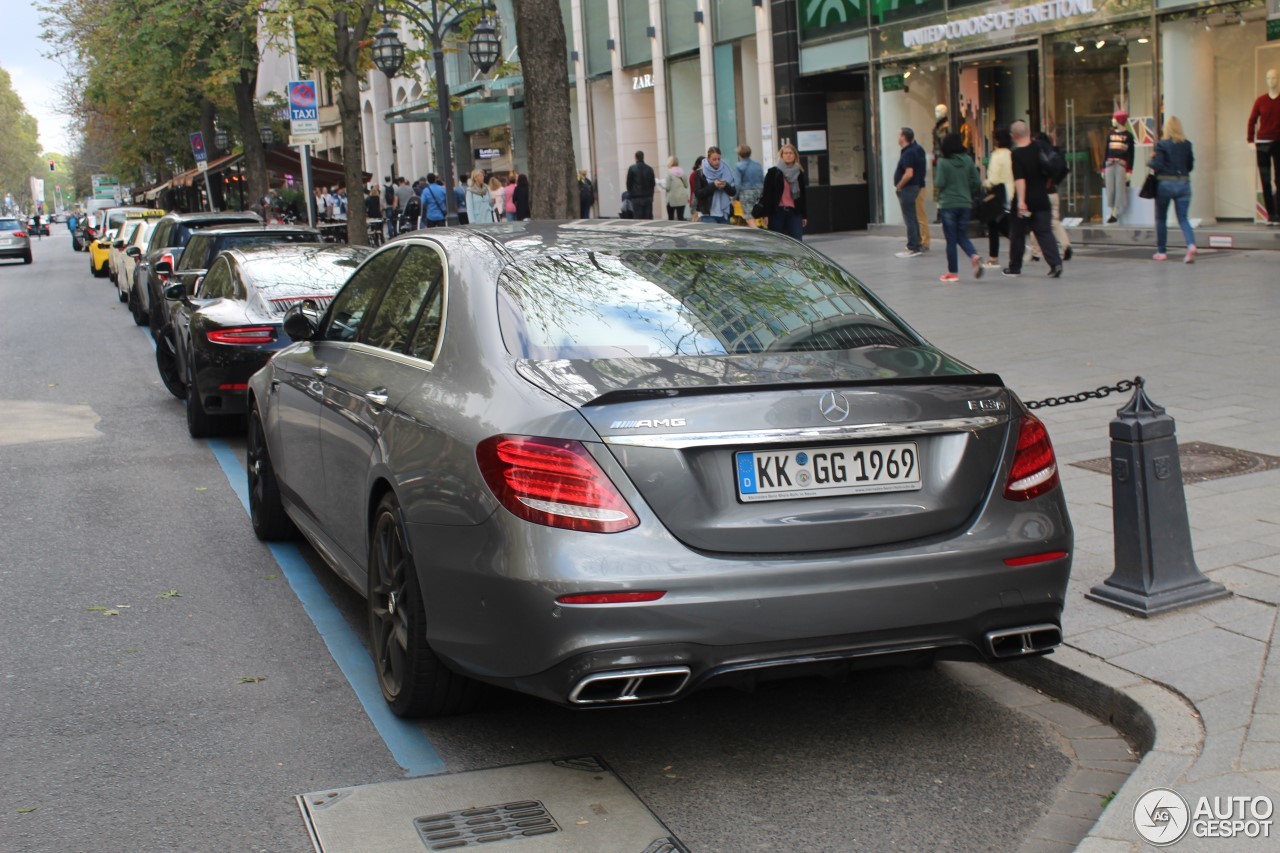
[372,0,499,226]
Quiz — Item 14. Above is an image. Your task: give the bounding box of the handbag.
[974,183,1006,223]
[1139,171,1158,200]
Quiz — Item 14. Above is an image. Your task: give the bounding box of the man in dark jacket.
[893,128,928,257]
[625,151,656,219]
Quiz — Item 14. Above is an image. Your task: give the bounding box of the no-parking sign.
[288,80,320,135]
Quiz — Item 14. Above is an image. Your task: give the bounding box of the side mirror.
[154,260,173,275]
[164,283,186,301]
[125,246,142,258]
[113,240,125,250]
[282,301,321,342]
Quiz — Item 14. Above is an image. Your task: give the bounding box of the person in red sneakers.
[934,133,983,282]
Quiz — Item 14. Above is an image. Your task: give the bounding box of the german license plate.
[735,442,921,502]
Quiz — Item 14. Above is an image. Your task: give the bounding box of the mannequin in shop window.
[1247,68,1280,225]
[1104,111,1135,224]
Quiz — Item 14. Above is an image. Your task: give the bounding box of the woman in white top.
[465,170,494,224]
[983,127,1016,268]
[488,176,504,220]
[661,156,688,221]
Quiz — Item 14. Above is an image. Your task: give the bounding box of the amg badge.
[610,418,687,429]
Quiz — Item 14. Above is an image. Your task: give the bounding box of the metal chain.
[1024,377,1140,410]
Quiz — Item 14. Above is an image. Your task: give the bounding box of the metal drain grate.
[1071,441,1280,483]
[414,800,558,850]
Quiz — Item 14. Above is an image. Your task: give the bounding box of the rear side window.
[497,250,918,360]
[178,236,212,270]
[363,245,443,353]
[200,259,235,299]
[0,219,20,231]
[322,248,402,343]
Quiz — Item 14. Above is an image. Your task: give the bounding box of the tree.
[0,67,42,206]
[513,0,576,219]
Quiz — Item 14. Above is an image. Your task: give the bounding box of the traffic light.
[49,161,55,172]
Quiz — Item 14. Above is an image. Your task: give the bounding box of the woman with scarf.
[756,143,807,240]
[694,147,737,224]
[466,170,494,224]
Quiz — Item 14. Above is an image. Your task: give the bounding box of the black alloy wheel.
[184,360,218,438]
[116,280,128,303]
[128,283,148,326]
[247,410,295,541]
[155,328,185,399]
[368,494,479,718]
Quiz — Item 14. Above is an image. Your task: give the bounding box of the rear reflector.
[1003,551,1068,567]
[206,326,277,346]
[217,383,250,391]
[1003,414,1060,501]
[556,591,666,605]
[477,435,639,533]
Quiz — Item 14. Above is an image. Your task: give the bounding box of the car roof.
[453,220,815,262]
[222,243,371,266]
[161,211,263,224]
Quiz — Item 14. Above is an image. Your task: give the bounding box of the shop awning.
[165,148,368,190]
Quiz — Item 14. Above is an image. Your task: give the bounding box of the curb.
[1000,646,1204,848]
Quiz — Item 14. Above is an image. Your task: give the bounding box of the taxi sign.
[289,81,320,135]
[126,209,166,219]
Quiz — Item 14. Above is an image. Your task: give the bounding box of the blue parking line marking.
[207,438,447,777]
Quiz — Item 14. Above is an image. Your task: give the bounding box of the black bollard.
[1086,377,1229,617]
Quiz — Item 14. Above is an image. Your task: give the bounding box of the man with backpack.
[1004,120,1063,279]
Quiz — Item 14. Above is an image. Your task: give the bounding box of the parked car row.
[90,215,1074,719]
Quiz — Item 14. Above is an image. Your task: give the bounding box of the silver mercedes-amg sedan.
[246,221,1071,717]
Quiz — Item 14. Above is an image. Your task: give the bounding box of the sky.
[2,3,76,155]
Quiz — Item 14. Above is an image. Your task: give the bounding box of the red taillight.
[13,230,27,238]
[556,591,666,605]
[476,435,639,533]
[206,326,277,346]
[1003,551,1068,567]
[1003,414,1060,501]
[217,383,250,391]
[157,252,174,280]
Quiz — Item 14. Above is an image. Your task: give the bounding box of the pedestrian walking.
[662,157,687,221]
[467,170,495,224]
[687,156,705,222]
[454,176,469,225]
[981,127,1014,269]
[577,169,596,218]
[934,132,984,282]
[1038,132,1073,263]
[421,173,447,228]
[393,177,414,233]
[1003,120,1062,278]
[756,143,807,241]
[365,185,382,219]
[625,151,656,220]
[1149,115,1197,263]
[893,127,928,258]
[513,174,531,221]
[694,146,737,224]
[384,176,399,238]
[734,145,764,226]
[31,212,42,240]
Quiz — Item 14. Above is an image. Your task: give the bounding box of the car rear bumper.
[194,354,276,416]
[0,247,30,257]
[405,492,1072,706]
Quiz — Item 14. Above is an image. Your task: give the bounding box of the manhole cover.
[1071,441,1280,483]
[298,756,687,853]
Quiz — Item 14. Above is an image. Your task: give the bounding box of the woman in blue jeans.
[933,132,984,281]
[1149,116,1197,263]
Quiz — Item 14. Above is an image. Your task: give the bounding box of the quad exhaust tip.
[569,666,692,705]
[985,624,1062,659]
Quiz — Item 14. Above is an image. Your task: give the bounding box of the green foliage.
[0,67,42,204]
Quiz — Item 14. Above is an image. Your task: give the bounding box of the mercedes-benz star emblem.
[818,391,851,424]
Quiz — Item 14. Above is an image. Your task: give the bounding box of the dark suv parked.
[127,210,261,328]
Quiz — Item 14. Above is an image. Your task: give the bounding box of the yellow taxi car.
[90,207,161,278]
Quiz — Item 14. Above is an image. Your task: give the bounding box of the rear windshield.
[0,219,20,231]
[173,218,261,250]
[497,250,919,360]
[180,231,319,270]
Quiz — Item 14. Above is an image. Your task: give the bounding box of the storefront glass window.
[583,0,611,78]
[1045,26,1154,223]
[876,63,947,225]
[871,0,944,28]
[714,0,756,42]
[621,0,652,67]
[667,56,706,166]
[664,0,700,56]
[799,0,867,41]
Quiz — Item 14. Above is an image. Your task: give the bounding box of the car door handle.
[365,389,389,408]
[311,366,328,378]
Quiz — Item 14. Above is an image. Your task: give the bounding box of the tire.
[155,327,186,399]
[91,257,105,278]
[117,283,128,303]
[368,494,479,717]
[247,409,296,541]
[129,281,149,326]
[184,361,219,438]
[22,251,31,264]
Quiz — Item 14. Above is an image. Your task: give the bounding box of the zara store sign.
[632,73,654,91]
